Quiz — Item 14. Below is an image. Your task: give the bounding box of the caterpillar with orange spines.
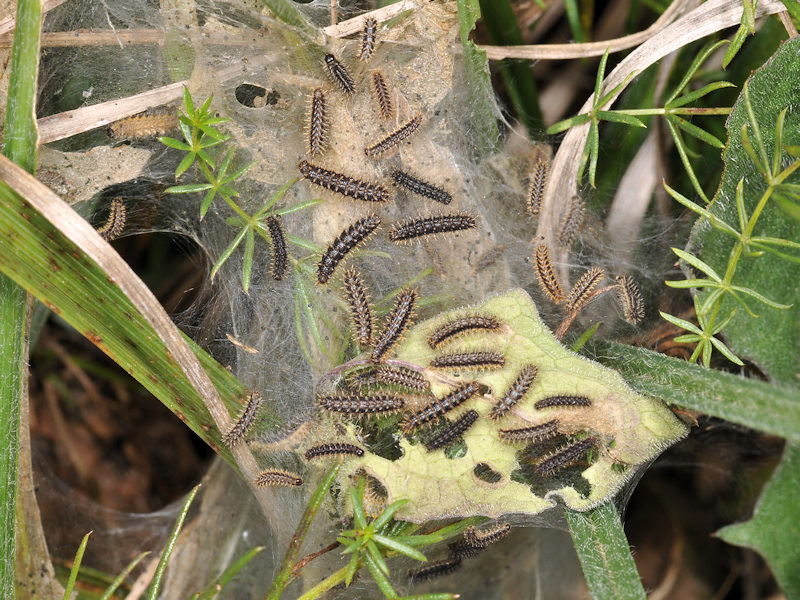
[370,288,417,363]
[566,267,605,312]
[364,113,422,156]
[463,523,511,548]
[96,198,126,242]
[388,213,476,243]
[408,557,462,582]
[489,364,538,420]
[265,215,288,281]
[342,267,373,347]
[424,409,479,451]
[222,391,262,447]
[536,436,597,475]
[304,443,364,460]
[375,365,430,391]
[307,88,328,157]
[371,71,394,119]
[427,314,501,349]
[318,393,405,415]
[498,420,560,444]
[401,381,483,433]
[323,53,355,93]
[358,17,378,61]
[534,395,592,409]
[429,351,505,372]
[317,214,381,284]
[254,469,303,487]
[298,160,390,203]
[615,274,644,324]
[391,169,451,204]
[534,244,565,304]
[107,111,177,140]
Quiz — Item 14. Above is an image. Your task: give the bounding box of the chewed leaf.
[312,289,687,522]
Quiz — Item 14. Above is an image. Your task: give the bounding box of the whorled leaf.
[305,289,687,522]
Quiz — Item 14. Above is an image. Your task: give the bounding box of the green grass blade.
[146,485,201,600]
[566,503,646,600]
[2,0,41,596]
[585,340,800,443]
[99,551,149,600]
[0,159,280,468]
[62,532,92,600]
[196,546,263,600]
[264,464,341,600]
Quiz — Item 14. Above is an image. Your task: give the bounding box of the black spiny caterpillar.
[364,113,422,156]
[342,267,374,347]
[317,214,381,284]
[298,160,390,203]
[307,88,328,157]
[534,395,592,410]
[498,420,559,444]
[388,213,476,242]
[401,382,483,433]
[222,391,262,447]
[96,198,126,242]
[429,351,505,372]
[254,469,303,487]
[408,557,462,582]
[375,365,430,391]
[265,215,288,281]
[534,244,565,303]
[536,437,597,475]
[424,409,479,451]
[304,443,364,460]
[324,53,355,93]
[370,288,417,363]
[318,394,405,415]
[371,71,394,119]
[463,523,511,548]
[391,169,452,205]
[358,17,378,61]
[427,314,501,349]
[489,364,538,420]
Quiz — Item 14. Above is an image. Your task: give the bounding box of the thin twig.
[291,541,341,576]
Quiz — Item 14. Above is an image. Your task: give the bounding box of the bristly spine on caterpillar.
[534,395,592,409]
[536,436,597,475]
[408,557,462,582]
[566,266,605,312]
[429,351,505,371]
[298,160,390,203]
[489,364,538,420]
[265,215,288,281]
[307,88,328,157]
[427,314,501,349]
[358,17,378,61]
[424,409,479,451]
[372,71,394,119]
[498,420,560,444]
[317,214,381,284]
[558,194,584,247]
[318,393,405,415]
[534,244,565,303]
[254,469,303,487]
[304,442,364,460]
[342,267,374,348]
[401,381,483,433]
[96,198,126,241]
[527,157,549,216]
[324,53,355,93]
[391,169,451,205]
[615,274,644,324]
[463,523,511,548]
[370,288,417,363]
[222,391,262,447]
[364,113,422,156]
[388,213,476,243]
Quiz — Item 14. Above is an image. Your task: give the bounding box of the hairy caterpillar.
[401,382,483,433]
[534,395,592,410]
[534,244,565,303]
[265,215,288,281]
[489,364,538,420]
[375,365,429,391]
[615,274,644,324]
[364,113,422,156]
[307,88,328,157]
[96,198,126,241]
[424,409,479,451]
[390,169,451,205]
[463,523,511,548]
[304,443,364,460]
[318,394,405,415]
[447,540,484,559]
[324,53,355,93]
[370,288,417,363]
[107,111,176,139]
[358,17,378,61]
[427,314,501,349]
[342,267,374,347]
[254,469,303,487]
[536,437,597,475]
[527,157,549,216]
[388,213,476,243]
[557,195,584,247]
[298,160,390,203]
[429,351,505,371]
[371,71,394,119]
[317,214,381,284]
[566,267,605,312]
[498,420,559,444]
[222,391,262,447]
[408,557,462,582]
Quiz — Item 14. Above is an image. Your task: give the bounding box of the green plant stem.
[615,107,731,116]
[146,485,201,600]
[265,464,341,600]
[566,503,646,600]
[1,0,41,595]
